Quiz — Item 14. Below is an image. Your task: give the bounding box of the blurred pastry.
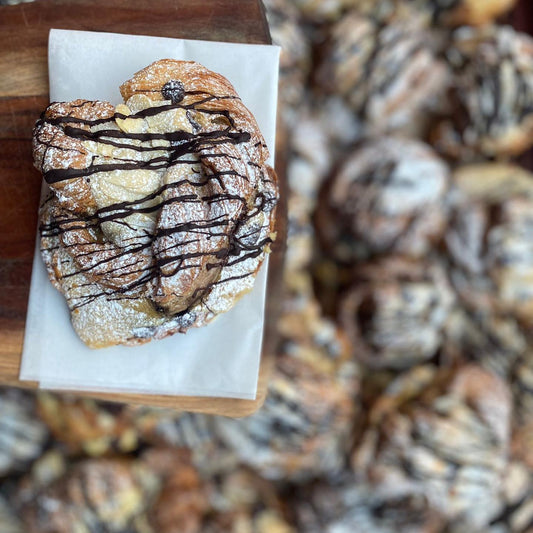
[446,163,533,321]
[295,474,445,533]
[33,59,278,348]
[0,496,24,533]
[0,388,48,478]
[263,0,311,118]
[16,457,159,533]
[433,26,533,160]
[285,111,331,269]
[36,392,138,456]
[277,282,353,367]
[213,360,357,481]
[131,408,238,478]
[481,458,533,533]
[315,137,450,263]
[339,257,454,369]
[443,307,526,378]
[142,448,209,533]
[316,12,449,132]
[287,99,361,213]
[214,293,359,481]
[202,468,295,533]
[287,107,335,212]
[352,364,511,528]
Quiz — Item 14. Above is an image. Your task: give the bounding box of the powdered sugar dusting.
[34,60,278,348]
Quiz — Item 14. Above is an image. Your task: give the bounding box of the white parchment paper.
[20,29,280,400]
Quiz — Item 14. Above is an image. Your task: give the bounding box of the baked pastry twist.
[338,257,454,370]
[315,12,448,132]
[17,457,158,533]
[315,137,450,263]
[433,26,533,160]
[33,60,278,348]
[352,364,511,528]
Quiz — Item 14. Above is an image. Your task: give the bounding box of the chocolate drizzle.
[35,70,277,337]
[38,101,250,185]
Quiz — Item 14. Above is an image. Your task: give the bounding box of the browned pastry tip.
[33,59,278,348]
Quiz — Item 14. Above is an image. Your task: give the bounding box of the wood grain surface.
[0,0,285,417]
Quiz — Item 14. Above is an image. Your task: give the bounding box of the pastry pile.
[8,1,533,532]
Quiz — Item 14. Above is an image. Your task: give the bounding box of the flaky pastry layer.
[33,60,278,348]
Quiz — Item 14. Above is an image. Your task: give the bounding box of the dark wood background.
[0,0,288,417]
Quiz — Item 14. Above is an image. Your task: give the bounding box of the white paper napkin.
[20,29,280,400]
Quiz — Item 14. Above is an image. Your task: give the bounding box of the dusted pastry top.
[33,59,278,348]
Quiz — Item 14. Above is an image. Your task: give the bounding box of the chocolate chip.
[161,79,185,104]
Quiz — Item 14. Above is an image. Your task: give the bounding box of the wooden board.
[0,0,286,417]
